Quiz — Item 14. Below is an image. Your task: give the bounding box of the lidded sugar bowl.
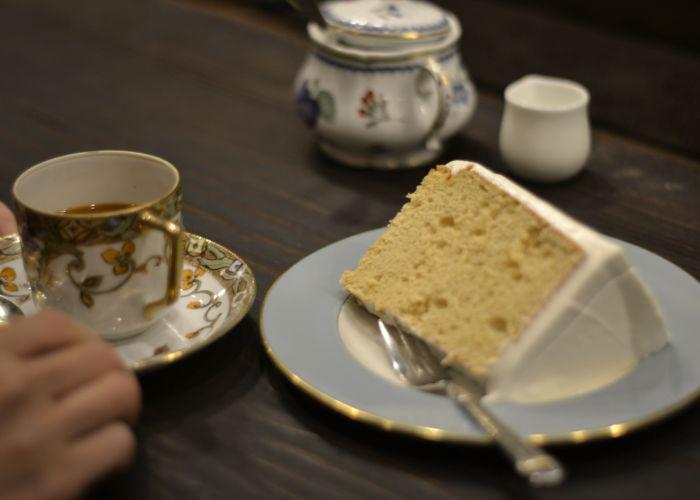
[293,0,477,169]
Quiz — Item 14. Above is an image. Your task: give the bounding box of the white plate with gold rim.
[0,232,255,372]
[261,228,700,445]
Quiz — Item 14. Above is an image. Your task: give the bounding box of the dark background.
[499,0,699,53]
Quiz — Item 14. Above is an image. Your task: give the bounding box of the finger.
[1,310,97,357]
[0,352,55,485]
[46,423,136,500]
[51,370,141,439]
[0,350,28,419]
[0,202,17,236]
[26,340,125,400]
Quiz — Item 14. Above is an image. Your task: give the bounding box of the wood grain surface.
[0,0,698,498]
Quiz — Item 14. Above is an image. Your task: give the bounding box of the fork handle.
[446,383,565,487]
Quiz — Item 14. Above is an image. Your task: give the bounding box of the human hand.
[0,201,18,236]
[0,310,141,500]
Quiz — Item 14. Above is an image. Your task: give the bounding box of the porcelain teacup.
[13,151,185,340]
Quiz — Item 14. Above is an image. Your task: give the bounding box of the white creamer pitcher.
[294,0,477,169]
[499,75,591,182]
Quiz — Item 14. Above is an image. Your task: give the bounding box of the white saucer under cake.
[261,228,700,445]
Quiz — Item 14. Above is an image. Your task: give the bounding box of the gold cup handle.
[137,210,184,320]
[417,58,452,153]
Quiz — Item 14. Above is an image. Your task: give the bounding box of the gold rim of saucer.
[12,150,180,220]
[259,268,700,447]
[129,233,257,373]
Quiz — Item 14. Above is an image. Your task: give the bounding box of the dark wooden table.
[1,0,698,498]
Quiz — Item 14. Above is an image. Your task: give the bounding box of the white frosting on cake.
[443,160,668,403]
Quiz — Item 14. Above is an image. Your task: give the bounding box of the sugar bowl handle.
[137,210,185,320]
[417,58,451,152]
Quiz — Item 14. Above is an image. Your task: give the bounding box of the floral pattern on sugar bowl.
[295,79,336,128]
[294,0,477,169]
[357,90,391,128]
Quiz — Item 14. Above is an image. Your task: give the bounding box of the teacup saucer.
[0,232,256,372]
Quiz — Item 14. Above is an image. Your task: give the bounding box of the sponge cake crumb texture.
[341,165,584,380]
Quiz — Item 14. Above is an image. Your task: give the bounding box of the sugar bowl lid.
[321,0,452,49]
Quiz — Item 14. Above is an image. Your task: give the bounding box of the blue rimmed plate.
[261,228,700,445]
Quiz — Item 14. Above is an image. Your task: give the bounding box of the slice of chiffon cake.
[341,160,668,403]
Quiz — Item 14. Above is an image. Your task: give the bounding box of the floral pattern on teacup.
[102,240,136,275]
[17,189,180,312]
[0,267,19,293]
[68,240,163,308]
[0,234,31,304]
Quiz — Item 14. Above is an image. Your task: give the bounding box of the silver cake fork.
[377,319,565,487]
